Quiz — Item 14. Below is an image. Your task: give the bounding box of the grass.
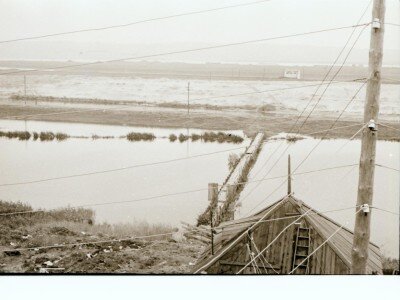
[169,134,177,142]
[201,131,243,144]
[286,135,304,143]
[0,130,70,142]
[0,130,31,140]
[171,132,243,144]
[178,134,189,143]
[1,129,243,144]
[126,132,156,142]
[0,199,176,249]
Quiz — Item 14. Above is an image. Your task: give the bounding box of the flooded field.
[237,137,399,258]
[1,74,399,117]
[0,119,249,226]
[0,119,398,257]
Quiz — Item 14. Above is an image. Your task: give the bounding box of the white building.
[284,69,301,79]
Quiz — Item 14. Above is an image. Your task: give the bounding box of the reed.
[126,132,156,141]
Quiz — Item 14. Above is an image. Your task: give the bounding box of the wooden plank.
[219,260,280,269]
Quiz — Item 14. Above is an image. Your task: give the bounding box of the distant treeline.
[0,130,244,144]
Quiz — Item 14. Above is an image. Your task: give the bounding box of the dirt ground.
[0,201,206,274]
[0,100,398,141]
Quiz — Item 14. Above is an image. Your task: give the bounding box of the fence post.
[208,183,218,255]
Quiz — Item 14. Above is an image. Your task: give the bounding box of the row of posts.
[208,182,237,255]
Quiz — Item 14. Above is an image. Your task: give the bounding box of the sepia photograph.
[0,0,399,289]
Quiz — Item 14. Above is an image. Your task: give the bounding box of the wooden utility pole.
[288,155,292,195]
[187,82,190,115]
[208,183,218,255]
[24,75,26,105]
[351,0,385,274]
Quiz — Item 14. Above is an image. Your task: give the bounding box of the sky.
[0,0,399,64]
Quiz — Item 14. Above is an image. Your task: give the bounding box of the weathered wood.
[287,155,292,194]
[193,196,383,275]
[209,183,218,255]
[352,0,385,274]
[219,260,280,269]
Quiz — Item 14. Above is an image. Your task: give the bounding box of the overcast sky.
[0,0,399,63]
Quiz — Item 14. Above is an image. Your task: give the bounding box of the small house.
[193,195,382,274]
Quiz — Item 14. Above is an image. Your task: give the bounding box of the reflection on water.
[0,119,398,257]
[236,138,399,258]
[0,120,249,227]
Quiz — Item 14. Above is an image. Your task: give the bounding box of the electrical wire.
[0,0,274,44]
[375,164,400,172]
[2,78,365,121]
[236,207,313,274]
[0,163,358,217]
[234,13,371,203]
[288,208,362,274]
[0,23,370,77]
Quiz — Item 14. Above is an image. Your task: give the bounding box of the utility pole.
[208,183,218,255]
[187,82,190,115]
[24,75,26,105]
[351,0,385,274]
[288,155,292,195]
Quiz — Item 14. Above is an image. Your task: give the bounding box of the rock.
[9,242,17,247]
[171,229,186,243]
[43,261,54,267]
[39,268,49,274]
[4,250,21,256]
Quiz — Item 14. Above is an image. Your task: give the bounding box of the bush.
[178,134,189,143]
[126,132,156,142]
[55,133,69,141]
[191,134,201,141]
[169,134,177,142]
[40,132,55,141]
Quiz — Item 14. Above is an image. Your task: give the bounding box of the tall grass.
[126,132,156,141]
[0,130,31,140]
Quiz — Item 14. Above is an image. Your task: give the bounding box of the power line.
[288,208,361,274]
[235,12,371,202]
[375,164,399,172]
[0,163,358,217]
[0,0,273,44]
[1,231,179,253]
[296,24,369,133]
[218,205,358,228]
[236,207,314,274]
[3,78,366,121]
[1,204,361,254]
[0,23,370,77]
[244,83,367,215]
[385,22,400,27]
[372,206,400,216]
[0,145,248,187]
[377,122,400,132]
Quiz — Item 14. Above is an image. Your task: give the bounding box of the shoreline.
[1,101,399,141]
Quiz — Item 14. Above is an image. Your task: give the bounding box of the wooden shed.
[193,195,382,274]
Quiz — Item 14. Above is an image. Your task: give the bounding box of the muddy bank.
[0,200,205,274]
[1,103,398,141]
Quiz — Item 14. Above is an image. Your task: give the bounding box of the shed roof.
[193,195,382,274]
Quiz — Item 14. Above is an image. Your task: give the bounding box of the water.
[0,119,248,226]
[236,137,399,258]
[0,119,398,257]
[1,75,399,116]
